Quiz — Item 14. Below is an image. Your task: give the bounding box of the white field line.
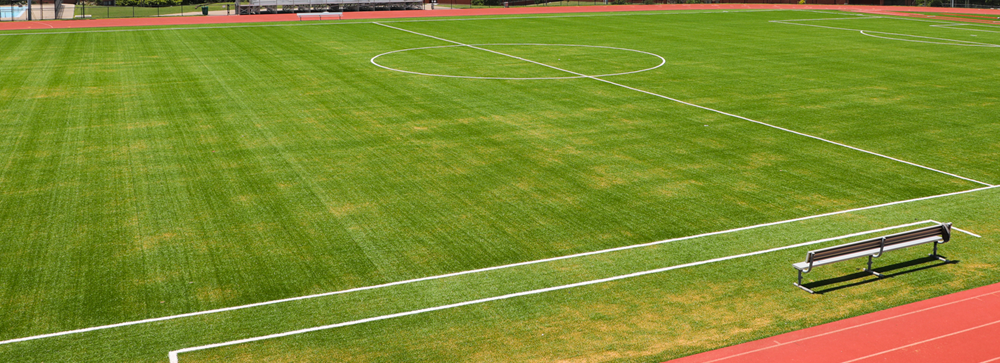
[773,16,883,21]
[0,9,782,37]
[929,219,982,238]
[2,11,997,347]
[772,17,1000,47]
[931,23,1000,33]
[954,228,982,238]
[840,318,1000,363]
[859,30,1000,47]
[369,43,665,80]
[698,288,1000,363]
[375,22,993,187]
[168,220,938,363]
[1,186,995,347]
[0,15,996,347]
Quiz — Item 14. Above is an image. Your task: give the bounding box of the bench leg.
[930,242,948,262]
[866,255,883,278]
[793,270,815,294]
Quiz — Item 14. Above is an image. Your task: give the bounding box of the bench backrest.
[807,223,951,264]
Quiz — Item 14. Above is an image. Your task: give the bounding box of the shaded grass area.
[0,10,997,362]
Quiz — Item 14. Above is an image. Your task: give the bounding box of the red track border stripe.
[2,4,999,31]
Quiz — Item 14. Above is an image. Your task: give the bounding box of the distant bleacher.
[238,0,422,15]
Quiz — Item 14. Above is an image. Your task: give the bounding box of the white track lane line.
[981,356,1000,363]
[375,22,993,187]
[168,220,938,363]
[840,318,1000,363]
[698,289,1000,363]
[1,186,995,347]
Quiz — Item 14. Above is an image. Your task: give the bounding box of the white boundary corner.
[167,219,983,362]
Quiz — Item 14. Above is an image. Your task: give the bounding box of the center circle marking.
[370,44,666,80]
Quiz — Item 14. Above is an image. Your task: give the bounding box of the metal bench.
[793,223,952,294]
[297,12,342,20]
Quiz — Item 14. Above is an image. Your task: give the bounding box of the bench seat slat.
[793,235,944,271]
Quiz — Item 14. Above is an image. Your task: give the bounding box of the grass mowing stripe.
[376,22,994,187]
[4,185,995,346]
[167,220,941,363]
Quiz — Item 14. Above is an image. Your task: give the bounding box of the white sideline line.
[931,23,1000,34]
[954,227,982,238]
[774,16,882,21]
[0,186,996,347]
[772,18,1000,47]
[168,220,939,363]
[859,30,1000,47]
[2,15,998,346]
[930,219,982,238]
[375,22,993,187]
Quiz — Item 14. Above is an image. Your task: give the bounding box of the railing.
[74,2,233,19]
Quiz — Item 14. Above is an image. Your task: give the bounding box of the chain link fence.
[1,0,61,21]
[74,2,233,19]
[429,0,720,9]
[0,0,234,20]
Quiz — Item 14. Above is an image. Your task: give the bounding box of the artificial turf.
[0,9,997,362]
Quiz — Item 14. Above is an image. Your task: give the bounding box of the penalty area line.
[167,220,941,363]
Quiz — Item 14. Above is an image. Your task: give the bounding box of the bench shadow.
[802,256,959,295]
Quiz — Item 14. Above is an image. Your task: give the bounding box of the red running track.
[1,4,999,31]
[668,282,1000,363]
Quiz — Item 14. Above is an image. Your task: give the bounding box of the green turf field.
[0,9,998,362]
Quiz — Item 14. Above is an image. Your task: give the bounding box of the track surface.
[668,282,1000,363]
[1,4,999,31]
